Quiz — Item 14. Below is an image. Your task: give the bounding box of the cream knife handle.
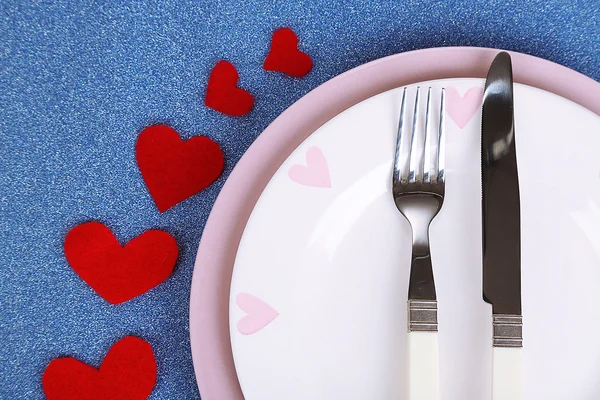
[408,331,440,400]
[408,300,440,400]
[492,346,523,400]
[492,314,523,400]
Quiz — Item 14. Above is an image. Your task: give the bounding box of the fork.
[393,86,445,400]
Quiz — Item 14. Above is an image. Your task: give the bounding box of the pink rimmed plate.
[190,47,600,400]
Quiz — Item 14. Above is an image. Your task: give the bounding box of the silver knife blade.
[481,52,522,320]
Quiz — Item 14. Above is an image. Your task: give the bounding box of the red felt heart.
[204,60,254,116]
[264,27,312,78]
[136,125,224,212]
[43,336,156,400]
[64,222,178,304]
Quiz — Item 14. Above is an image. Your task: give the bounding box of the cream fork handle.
[408,331,440,400]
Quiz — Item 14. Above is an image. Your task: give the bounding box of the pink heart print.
[236,293,279,335]
[288,146,331,188]
[445,86,484,129]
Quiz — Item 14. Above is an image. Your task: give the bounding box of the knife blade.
[481,51,523,399]
[482,51,522,326]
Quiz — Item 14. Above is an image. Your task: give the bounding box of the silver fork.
[393,86,445,400]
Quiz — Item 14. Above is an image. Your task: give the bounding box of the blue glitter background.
[1,1,598,398]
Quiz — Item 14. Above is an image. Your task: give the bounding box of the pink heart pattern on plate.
[288,146,331,188]
[445,86,484,129]
[236,293,279,335]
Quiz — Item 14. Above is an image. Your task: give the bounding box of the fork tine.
[394,87,408,184]
[428,87,440,183]
[409,87,421,183]
[438,88,446,183]
[423,87,433,183]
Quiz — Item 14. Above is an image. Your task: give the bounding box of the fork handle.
[408,331,440,400]
[492,347,523,400]
[408,299,440,400]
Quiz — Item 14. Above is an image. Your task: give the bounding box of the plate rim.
[189,46,600,400]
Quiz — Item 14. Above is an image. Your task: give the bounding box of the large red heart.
[42,336,156,400]
[136,125,224,212]
[64,222,178,304]
[204,60,254,116]
[263,27,312,78]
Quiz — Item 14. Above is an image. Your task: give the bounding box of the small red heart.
[136,125,224,212]
[205,60,254,116]
[43,336,156,400]
[64,222,178,304]
[264,27,312,78]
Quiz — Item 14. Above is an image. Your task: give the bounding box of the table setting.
[2,2,599,399]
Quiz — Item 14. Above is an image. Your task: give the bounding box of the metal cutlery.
[481,51,523,400]
[393,86,446,400]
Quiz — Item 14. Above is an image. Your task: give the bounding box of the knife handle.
[408,300,440,400]
[492,347,523,400]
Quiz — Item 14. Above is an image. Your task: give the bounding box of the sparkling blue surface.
[1,1,598,398]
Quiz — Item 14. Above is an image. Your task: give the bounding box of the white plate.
[229,78,600,400]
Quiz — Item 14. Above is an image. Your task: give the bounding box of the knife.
[481,51,523,400]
